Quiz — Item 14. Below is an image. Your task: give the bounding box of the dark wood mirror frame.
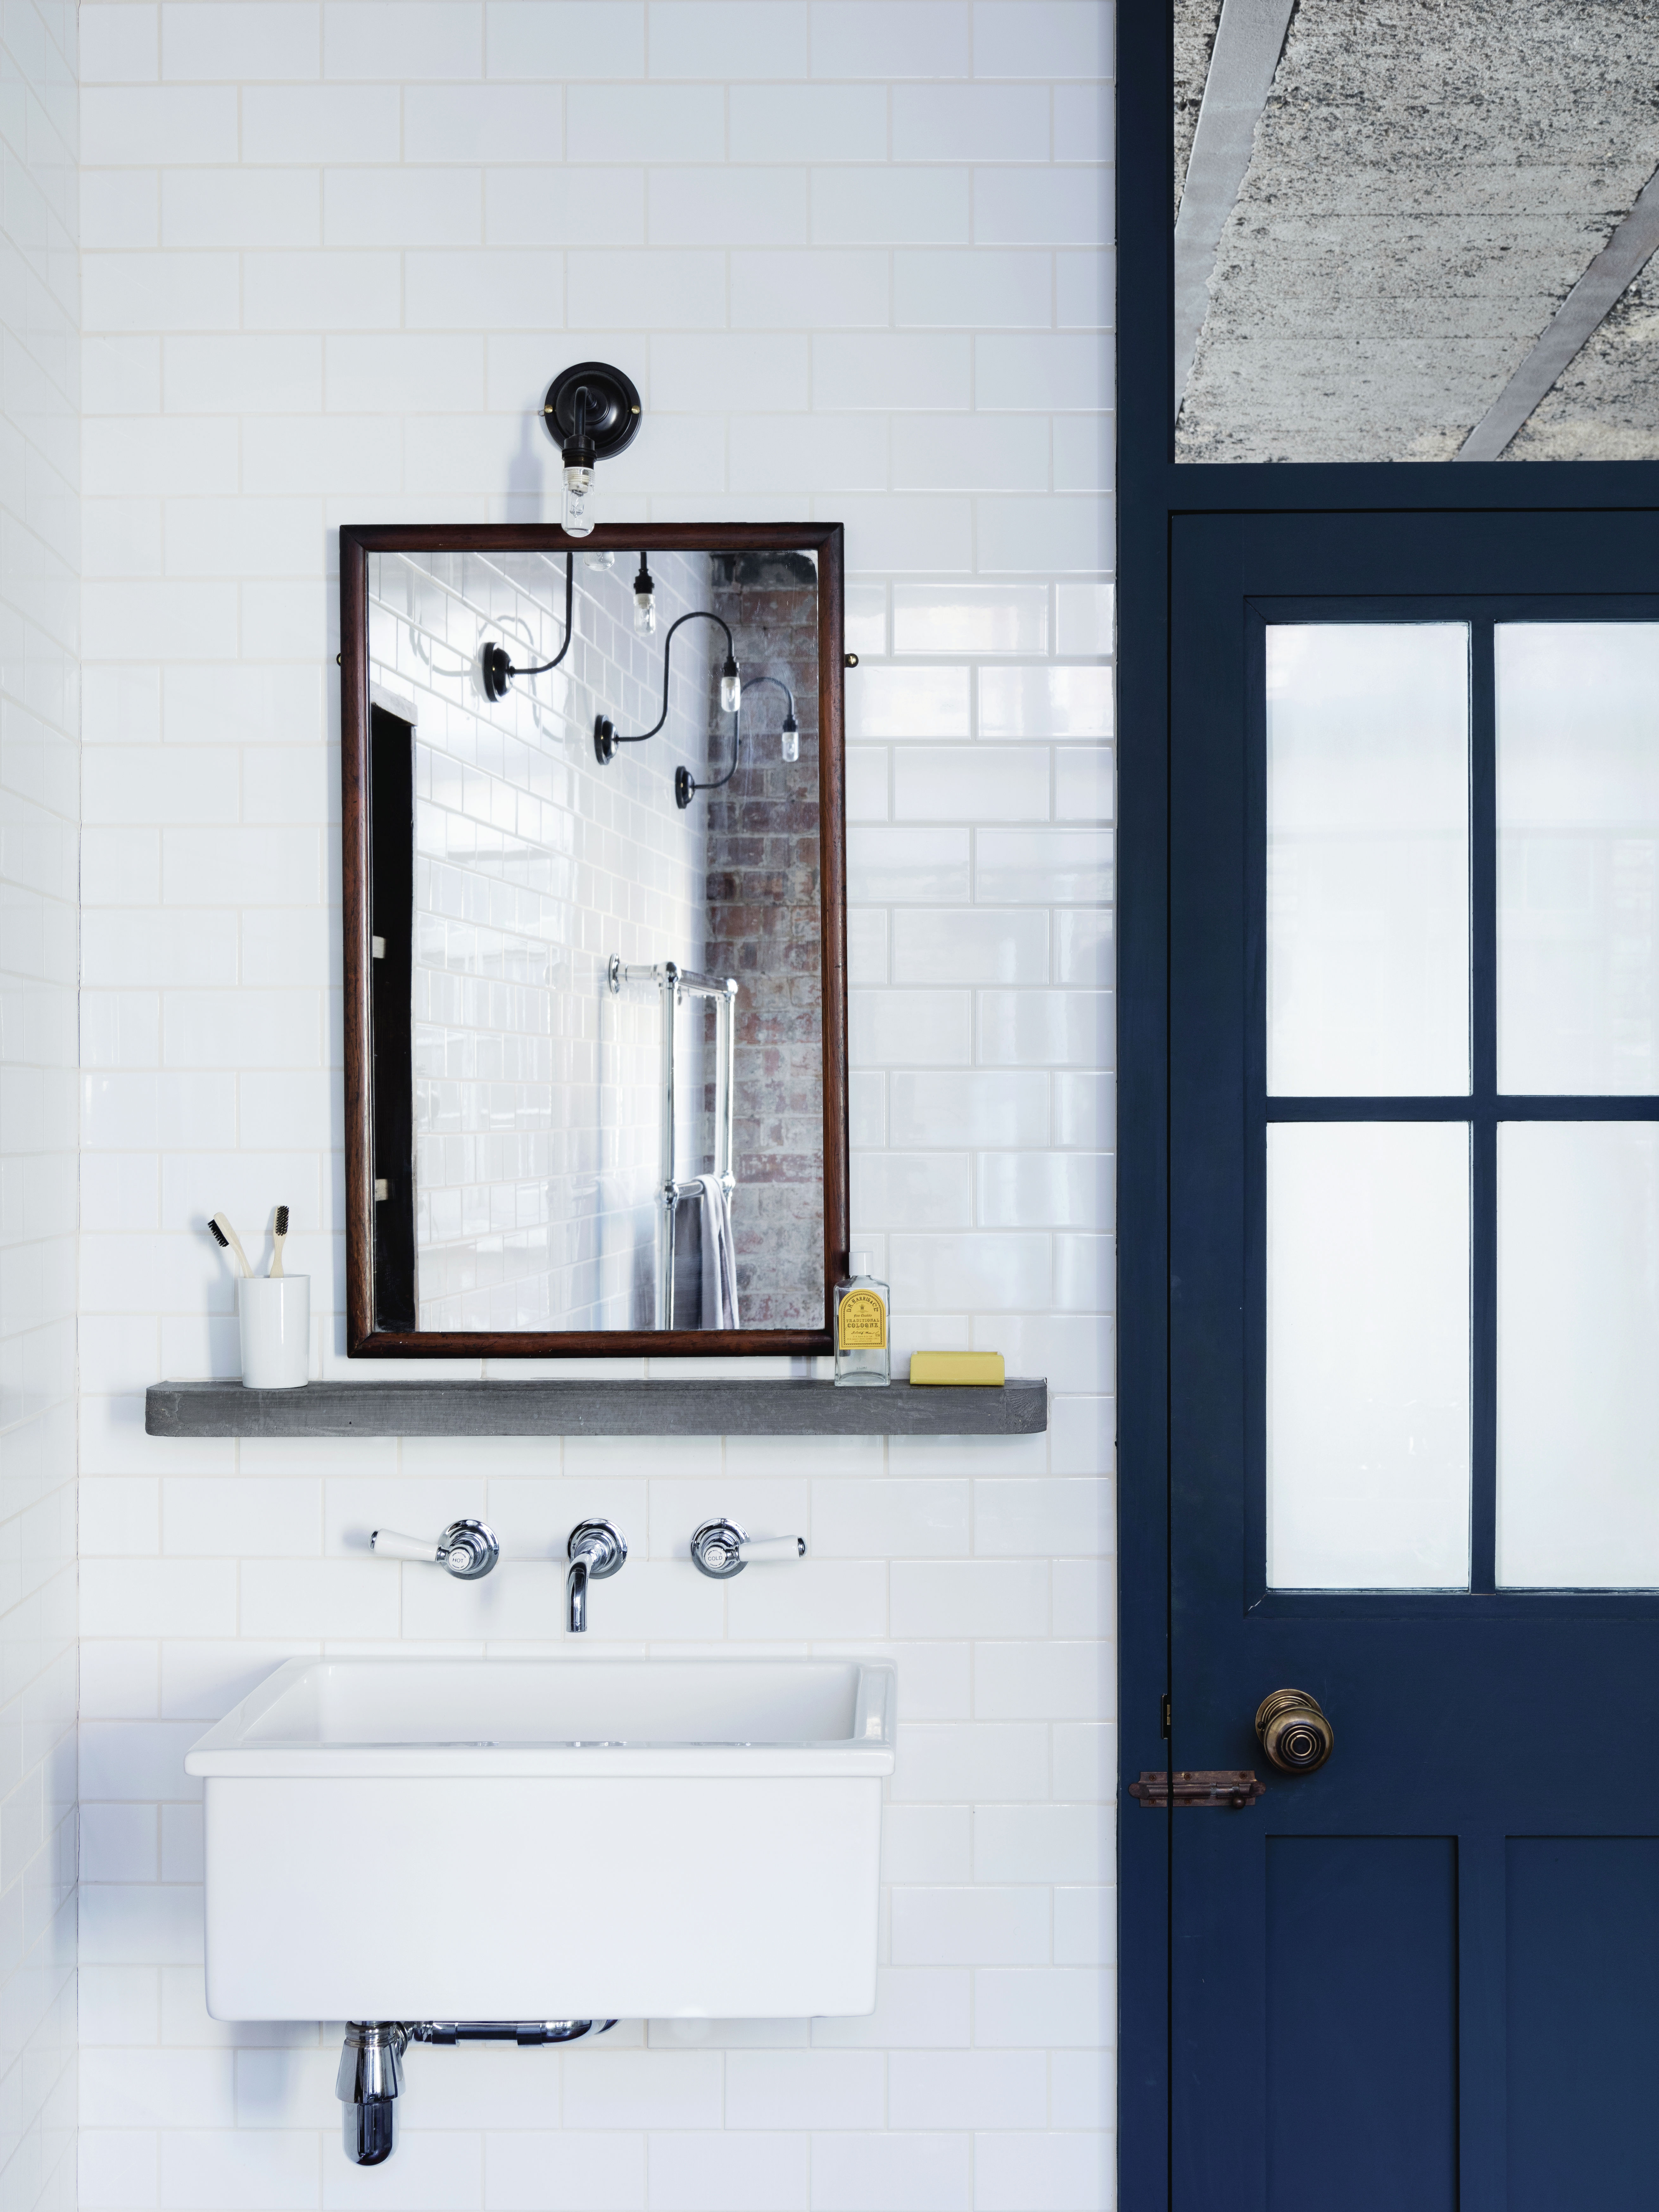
[339,521,849,1359]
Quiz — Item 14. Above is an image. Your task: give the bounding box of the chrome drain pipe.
[338,2020,615,2164]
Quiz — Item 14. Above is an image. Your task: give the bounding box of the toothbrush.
[208,1213,252,1278]
[270,1205,289,1278]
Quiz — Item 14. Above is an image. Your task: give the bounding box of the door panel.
[1169,509,1659,2210]
[1267,1837,1458,2212]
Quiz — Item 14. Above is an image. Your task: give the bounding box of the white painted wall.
[0,0,81,2201]
[75,3,1116,2207]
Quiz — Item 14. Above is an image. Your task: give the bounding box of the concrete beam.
[1173,0,1297,411]
[1458,163,1659,460]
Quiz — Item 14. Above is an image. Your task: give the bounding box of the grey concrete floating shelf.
[144,1377,1049,1440]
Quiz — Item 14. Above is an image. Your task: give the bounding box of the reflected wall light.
[747,674,800,761]
[479,550,574,702]
[594,609,741,766]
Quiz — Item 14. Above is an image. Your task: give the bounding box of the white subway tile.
[81,1478,161,1557]
[816,334,972,411]
[83,7,161,83]
[887,2051,1047,2129]
[838,495,976,572]
[730,250,889,329]
[1053,1887,1113,1967]
[85,255,242,335]
[810,3,970,79]
[650,2,810,77]
[729,84,885,163]
[486,1,644,78]
[487,2131,643,2211]
[972,1,1112,79]
[649,168,808,247]
[975,1802,1108,1884]
[324,0,483,78]
[1050,2050,1113,2129]
[1051,1559,1112,1639]
[813,1966,970,2048]
[977,1151,1109,1229]
[83,2051,236,2131]
[890,1886,1048,1965]
[1054,413,1113,492]
[973,1969,1109,2050]
[1052,1233,1112,1313]
[725,2052,884,2131]
[975,1479,1109,1558]
[894,415,1051,494]
[243,250,403,331]
[893,585,1046,655]
[563,2051,722,2131]
[893,85,1048,161]
[80,2132,160,2210]
[980,667,1111,740]
[893,746,1049,823]
[853,1151,972,1229]
[883,1808,973,1885]
[813,168,969,247]
[851,989,971,1067]
[1056,251,1113,331]
[887,1233,1050,1313]
[974,2133,1113,2210]
[812,1478,969,1557]
[157,2129,321,2210]
[973,168,1108,249]
[1054,83,1113,165]
[241,83,401,161]
[976,496,1111,574]
[79,1804,158,1884]
[572,83,724,162]
[726,1560,887,1640]
[976,988,1110,1067]
[811,2134,970,2212]
[846,744,891,821]
[79,1561,238,1640]
[83,87,239,164]
[239,1560,398,1638]
[162,1478,322,1557]
[569,250,726,331]
[892,911,1047,987]
[644,2133,805,2212]
[405,83,561,162]
[84,173,160,251]
[161,3,321,79]
[80,1965,160,2045]
[652,334,810,413]
[888,1072,1046,1149]
[975,1642,1108,1720]
[890,1564,1046,1641]
[325,167,482,247]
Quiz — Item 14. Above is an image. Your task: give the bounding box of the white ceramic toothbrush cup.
[239,1277,310,1389]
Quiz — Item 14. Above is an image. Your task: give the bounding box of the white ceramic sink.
[186,1656,895,2022]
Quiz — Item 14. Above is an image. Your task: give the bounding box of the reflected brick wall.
[706,556,825,1329]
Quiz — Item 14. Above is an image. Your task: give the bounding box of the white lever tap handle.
[737,1535,807,1563]
[370,1529,442,1562]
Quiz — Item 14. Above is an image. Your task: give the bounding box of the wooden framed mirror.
[339,523,848,1358]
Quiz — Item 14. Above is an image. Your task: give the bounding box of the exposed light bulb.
[781,713,799,763]
[633,555,657,635]
[584,549,615,570]
[719,654,741,714]
[563,464,594,538]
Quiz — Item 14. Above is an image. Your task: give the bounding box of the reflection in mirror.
[360,542,828,1338]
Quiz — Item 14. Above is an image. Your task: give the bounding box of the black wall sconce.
[542,360,640,538]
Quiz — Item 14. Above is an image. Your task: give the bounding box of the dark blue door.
[1168,510,1659,2210]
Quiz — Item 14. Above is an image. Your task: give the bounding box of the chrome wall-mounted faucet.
[566,1519,626,1631]
[371,1520,500,1578]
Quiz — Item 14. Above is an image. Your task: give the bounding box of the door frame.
[1115,13,1659,2202]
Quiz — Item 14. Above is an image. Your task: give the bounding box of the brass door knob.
[1255,1688,1334,1773]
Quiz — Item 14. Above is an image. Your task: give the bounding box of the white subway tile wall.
[0,0,81,2203]
[76,3,1116,2208]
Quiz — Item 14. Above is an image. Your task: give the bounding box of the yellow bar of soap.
[908,1351,1005,1387]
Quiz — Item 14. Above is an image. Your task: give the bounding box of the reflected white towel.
[699,1179,740,1330]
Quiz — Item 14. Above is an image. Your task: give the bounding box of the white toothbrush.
[208,1213,252,1278]
[269,1204,289,1278]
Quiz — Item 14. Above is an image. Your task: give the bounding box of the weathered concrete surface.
[1176,0,1659,462]
[144,1377,1050,1439]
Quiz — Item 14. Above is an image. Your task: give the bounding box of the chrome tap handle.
[690,1520,807,1579]
[371,1520,499,1580]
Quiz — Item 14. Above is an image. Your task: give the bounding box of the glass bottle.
[834,1251,890,1387]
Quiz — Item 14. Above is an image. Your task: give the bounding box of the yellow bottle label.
[838,1287,887,1352]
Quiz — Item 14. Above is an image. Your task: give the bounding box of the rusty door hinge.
[1130,1769,1265,1809]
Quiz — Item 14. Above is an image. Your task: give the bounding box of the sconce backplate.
[543,362,642,459]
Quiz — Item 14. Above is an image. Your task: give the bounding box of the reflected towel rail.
[609,956,740,1328]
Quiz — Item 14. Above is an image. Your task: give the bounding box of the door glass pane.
[1267,625,1470,1097]
[1498,1121,1659,1588]
[1497,624,1659,1095]
[1268,1123,1471,1590]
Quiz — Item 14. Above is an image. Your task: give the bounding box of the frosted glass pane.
[1267,624,1470,1096]
[1498,1122,1659,1588]
[1497,624,1659,1094]
[1267,1123,1470,1589]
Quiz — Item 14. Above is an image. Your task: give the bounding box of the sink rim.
[185,1654,897,1779]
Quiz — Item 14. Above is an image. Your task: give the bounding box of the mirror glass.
[357,537,832,1342]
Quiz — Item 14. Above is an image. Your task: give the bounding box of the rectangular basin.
[186,1656,895,2022]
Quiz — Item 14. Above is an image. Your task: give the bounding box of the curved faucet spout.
[564,1519,626,1634]
[566,1553,590,1634]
